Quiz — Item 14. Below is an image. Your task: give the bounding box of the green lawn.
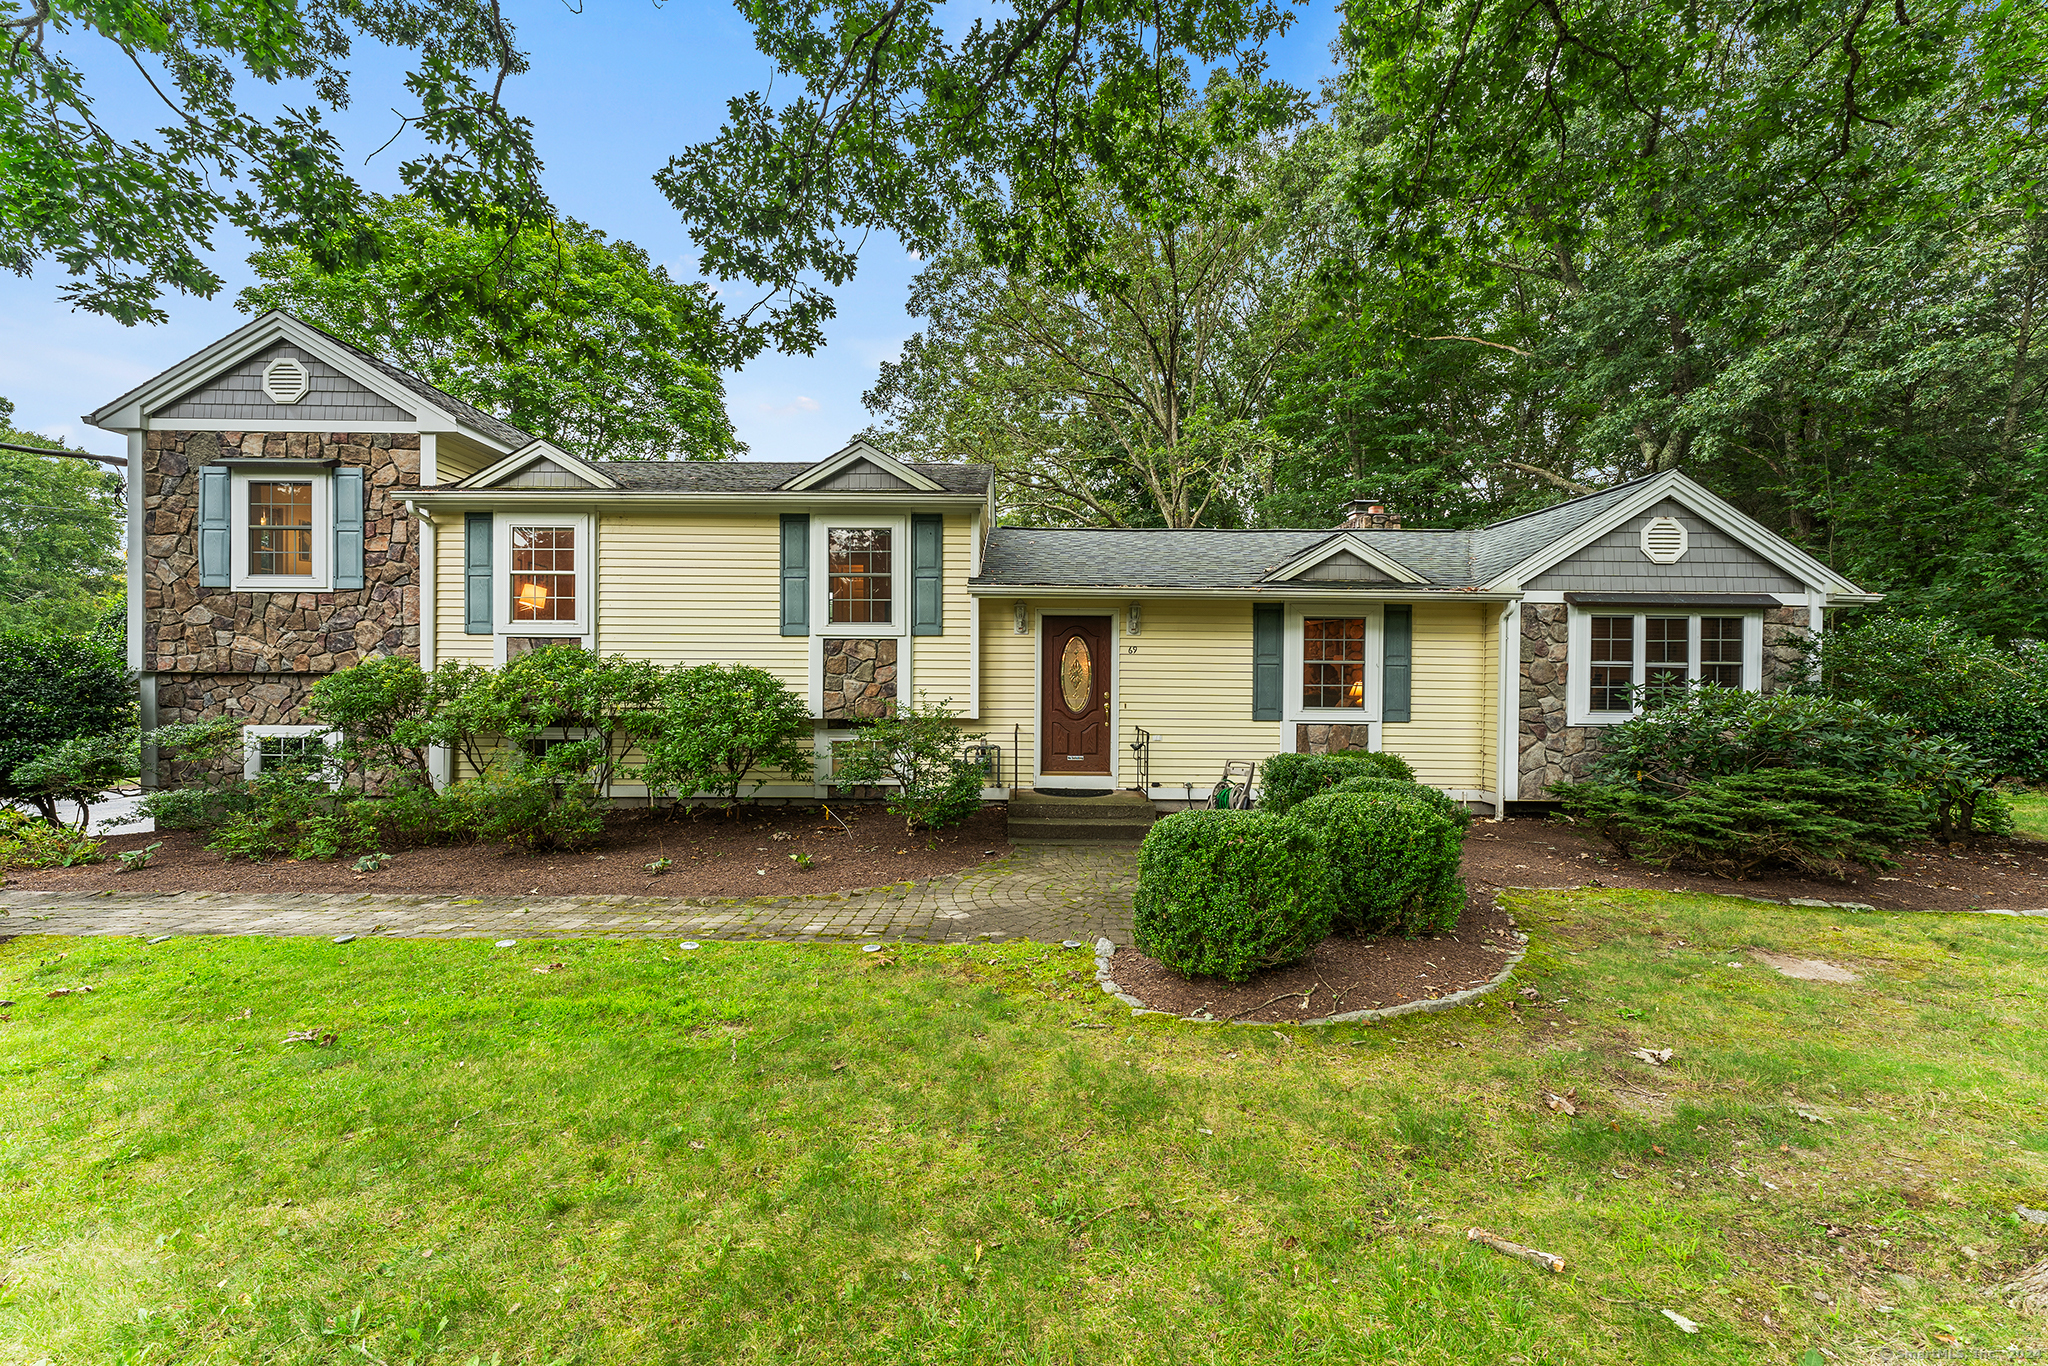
[2,893,2044,1364]
[2010,789,2048,841]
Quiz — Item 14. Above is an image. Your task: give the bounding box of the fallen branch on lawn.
[1224,987,1312,1023]
[1466,1227,1565,1272]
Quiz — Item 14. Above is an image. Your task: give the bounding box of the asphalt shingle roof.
[588,461,990,494]
[972,475,1667,591]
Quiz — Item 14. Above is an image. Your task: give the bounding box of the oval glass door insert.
[1059,635,1094,713]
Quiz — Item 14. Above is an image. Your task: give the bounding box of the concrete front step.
[1007,789,1158,843]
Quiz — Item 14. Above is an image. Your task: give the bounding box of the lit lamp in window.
[516,579,550,618]
[1348,678,1364,706]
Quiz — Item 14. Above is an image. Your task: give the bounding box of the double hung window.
[247,481,314,578]
[828,528,893,624]
[1574,611,1757,721]
[1301,617,1367,710]
[510,526,577,623]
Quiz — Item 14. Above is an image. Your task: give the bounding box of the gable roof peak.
[778,438,946,493]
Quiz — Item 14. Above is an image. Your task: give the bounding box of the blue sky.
[0,1,1341,463]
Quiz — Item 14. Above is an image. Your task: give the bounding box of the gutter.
[401,490,991,514]
[966,584,1527,602]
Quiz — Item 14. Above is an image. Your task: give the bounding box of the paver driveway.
[0,844,1140,946]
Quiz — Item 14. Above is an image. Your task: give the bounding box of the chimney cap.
[1339,498,1401,530]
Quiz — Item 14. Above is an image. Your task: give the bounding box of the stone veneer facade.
[1517,602,1810,799]
[143,429,420,734]
[820,638,899,721]
[1294,723,1372,754]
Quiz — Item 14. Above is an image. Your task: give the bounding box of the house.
[91,312,1879,810]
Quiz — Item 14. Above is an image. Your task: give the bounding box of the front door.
[1041,615,1112,778]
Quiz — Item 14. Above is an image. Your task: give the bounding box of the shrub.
[10,730,139,830]
[1558,768,1931,880]
[445,758,607,851]
[1328,775,1472,830]
[370,779,468,846]
[1294,790,1466,936]
[474,647,664,792]
[122,718,253,830]
[0,807,104,870]
[0,626,130,824]
[1258,750,1418,814]
[830,694,988,832]
[637,663,811,809]
[307,654,437,789]
[205,769,380,863]
[1132,809,1335,981]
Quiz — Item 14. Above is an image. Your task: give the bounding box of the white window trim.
[1567,607,1765,726]
[229,468,329,591]
[241,724,339,781]
[1283,602,1385,724]
[494,512,592,638]
[811,514,909,638]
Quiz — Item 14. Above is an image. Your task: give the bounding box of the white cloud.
[757,395,821,417]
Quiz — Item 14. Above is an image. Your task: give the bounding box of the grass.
[1,894,2044,1365]
[2008,789,2048,841]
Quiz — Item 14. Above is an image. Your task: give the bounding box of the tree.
[637,663,811,811]
[662,0,1307,354]
[242,200,742,461]
[2,0,549,325]
[0,397,125,634]
[862,130,1317,528]
[0,624,130,824]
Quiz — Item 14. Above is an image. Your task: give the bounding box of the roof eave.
[966,583,1521,600]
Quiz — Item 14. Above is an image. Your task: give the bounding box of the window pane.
[1301,617,1366,709]
[259,734,323,774]
[828,528,893,624]
[247,481,313,577]
[1700,616,1744,687]
[1589,616,1634,711]
[511,526,577,622]
[1643,616,1690,703]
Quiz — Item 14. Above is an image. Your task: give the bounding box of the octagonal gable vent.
[1640,515,1688,564]
[262,356,310,405]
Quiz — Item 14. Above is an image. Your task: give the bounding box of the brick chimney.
[1339,498,1400,530]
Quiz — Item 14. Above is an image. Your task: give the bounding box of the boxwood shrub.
[1132,809,1335,981]
[1258,750,1418,814]
[1294,789,1466,936]
[1328,774,1472,829]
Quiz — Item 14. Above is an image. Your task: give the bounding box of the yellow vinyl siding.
[432,516,494,665]
[1380,602,1495,792]
[977,597,1039,783]
[1117,599,1282,789]
[597,514,808,692]
[907,513,976,711]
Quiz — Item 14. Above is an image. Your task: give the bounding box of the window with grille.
[510,526,576,622]
[247,481,314,577]
[256,733,324,774]
[1700,616,1744,687]
[1589,616,1635,712]
[1645,616,1690,702]
[1301,617,1367,709]
[828,528,893,624]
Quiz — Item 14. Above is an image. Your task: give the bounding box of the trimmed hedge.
[1328,774,1472,830]
[1132,809,1335,982]
[1258,750,1418,814]
[1294,790,1466,936]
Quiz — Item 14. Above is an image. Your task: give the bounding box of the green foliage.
[1132,809,1335,982]
[1585,687,1928,789]
[1801,615,2048,785]
[124,719,252,831]
[0,624,131,823]
[9,730,138,831]
[205,769,377,864]
[116,840,164,873]
[477,647,665,793]
[665,5,1304,357]
[242,200,741,460]
[0,807,104,870]
[1293,790,1466,937]
[830,695,987,833]
[5,0,551,326]
[1327,775,1472,831]
[638,664,811,809]
[0,400,126,635]
[1257,750,1418,815]
[307,654,437,790]
[1558,770,1931,882]
[444,759,607,852]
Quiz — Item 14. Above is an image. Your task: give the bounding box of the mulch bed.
[5,803,1013,899]
[1109,892,1523,1024]
[1108,813,2048,1025]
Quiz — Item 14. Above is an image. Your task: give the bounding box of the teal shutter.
[1252,603,1283,721]
[911,513,943,636]
[331,468,365,591]
[197,466,230,588]
[780,514,810,636]
[464,512,493,634]
[1383,604,1412,723]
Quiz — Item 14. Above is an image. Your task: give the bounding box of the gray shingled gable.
[1465,475,1658,584]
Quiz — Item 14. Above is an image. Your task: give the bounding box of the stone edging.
[1091,925,1530,1027]
[1495,884,2048,918]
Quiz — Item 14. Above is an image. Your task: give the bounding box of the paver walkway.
[0,844,1140,946]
